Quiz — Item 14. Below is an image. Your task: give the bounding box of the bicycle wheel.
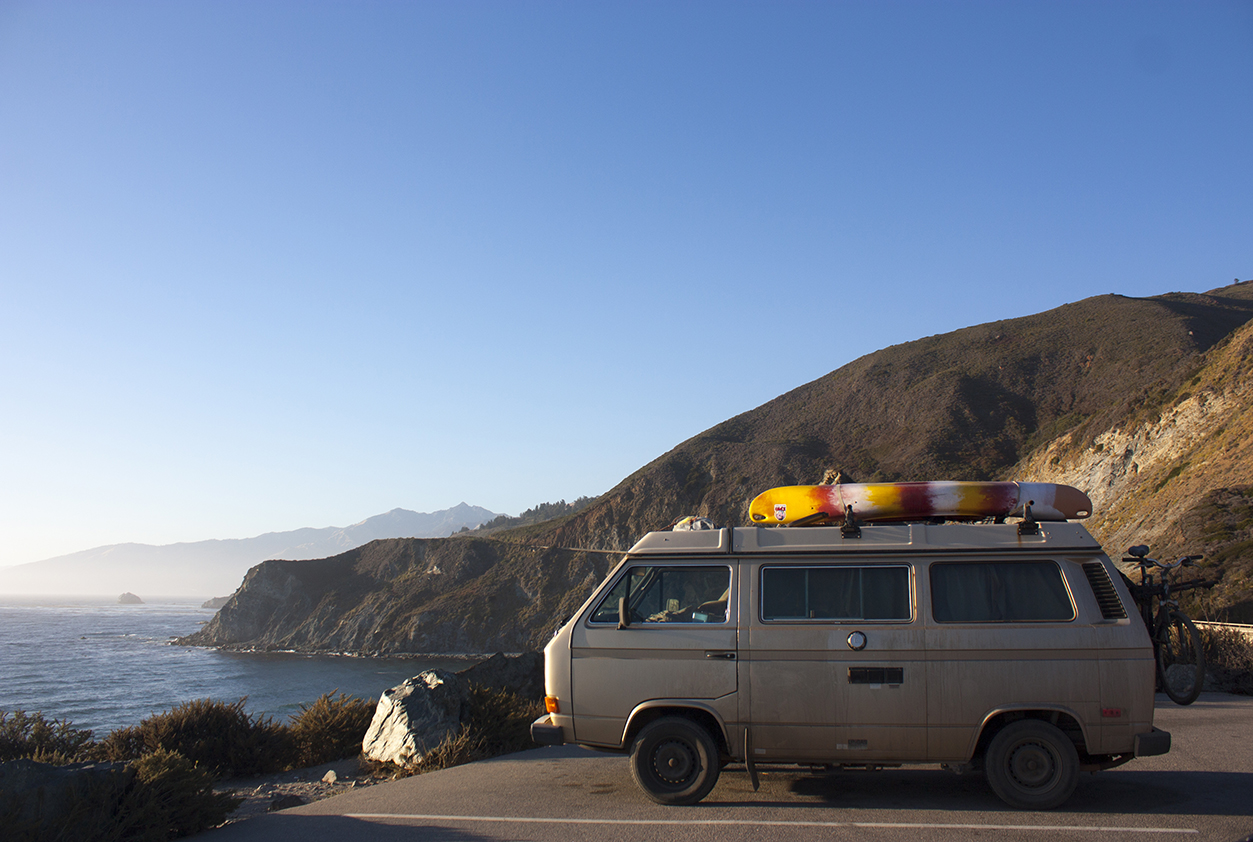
[1156,611,1205,705]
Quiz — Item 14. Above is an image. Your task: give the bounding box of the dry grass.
[1199,625,1253,695]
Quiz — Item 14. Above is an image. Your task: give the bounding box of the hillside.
[184,281,1253,652]
[179,537,615,653]
[526,284,1253,553]
[1015,313,1253,621]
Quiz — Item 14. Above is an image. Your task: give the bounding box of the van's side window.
[930,561,1074,623]
[761,565,911,621]
[590,566,730,624]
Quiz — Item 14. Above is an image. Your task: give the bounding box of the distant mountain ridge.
[184,280,1253,653]
[0,503,502,597]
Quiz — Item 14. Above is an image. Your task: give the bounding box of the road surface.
[193,692,1253,842]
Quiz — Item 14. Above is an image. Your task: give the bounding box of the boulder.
[456,651,544,699]
[117,592,144,605]
[361,670,466,766]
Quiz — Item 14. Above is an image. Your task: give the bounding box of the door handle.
[705,651,736,660]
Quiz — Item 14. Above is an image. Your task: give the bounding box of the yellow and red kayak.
[748,481,1092,526]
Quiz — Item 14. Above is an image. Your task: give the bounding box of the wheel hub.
[653,739,696,784]
[1008,742,1056,788]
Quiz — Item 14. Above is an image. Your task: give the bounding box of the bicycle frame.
[1126,546,1208,705]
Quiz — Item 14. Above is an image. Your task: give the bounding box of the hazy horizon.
[0,501,503,596]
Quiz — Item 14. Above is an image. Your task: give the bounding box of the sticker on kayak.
[774,503,787,521]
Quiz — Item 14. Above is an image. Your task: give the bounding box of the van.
[531,514,1170,809]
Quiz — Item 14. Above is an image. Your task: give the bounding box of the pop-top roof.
[625,521,1102,556]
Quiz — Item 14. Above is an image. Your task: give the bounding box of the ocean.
[0,596,476,736]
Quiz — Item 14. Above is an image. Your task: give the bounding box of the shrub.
[1199,626,1253,695]
[112,749,242,842]
[287,692,376,768]
[0,710,95,763]
[127,699,292,777]
[463,683,545,757]
[90,725,147,763]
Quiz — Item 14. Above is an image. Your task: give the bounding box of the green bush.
[90,725,147,763]
[0,750,240,842]
[112,749,242,842]
[127,699,293,777]
[0,710,95,763]
[1,692,380,842]
[288,691,376,768]
[463,683,545,757]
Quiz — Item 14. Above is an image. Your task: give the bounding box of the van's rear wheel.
[985,720,1079,810]
[629,717,720,805]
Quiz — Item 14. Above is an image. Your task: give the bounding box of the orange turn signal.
[545,696,560,714]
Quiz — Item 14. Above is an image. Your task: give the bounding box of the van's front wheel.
[985,720,1079,810]
[629,717,720,805]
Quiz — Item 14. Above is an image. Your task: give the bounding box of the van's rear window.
[761,566,911,622]
[930,561,1074,623]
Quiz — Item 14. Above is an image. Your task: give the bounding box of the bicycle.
[1124,545,1216,705]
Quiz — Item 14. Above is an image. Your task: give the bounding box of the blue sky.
[2,0,1250,565]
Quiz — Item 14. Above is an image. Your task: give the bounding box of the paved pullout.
[193,693,1253,842]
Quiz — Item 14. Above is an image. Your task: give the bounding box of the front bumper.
[1134,726,1171,757]
[531,713,565,746]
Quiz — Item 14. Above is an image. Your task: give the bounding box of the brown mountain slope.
[185,280,1253,652]
[1014,311,1253,620]
[527,283,1253,553]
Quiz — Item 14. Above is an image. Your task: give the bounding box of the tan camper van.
[531,517,1169,809]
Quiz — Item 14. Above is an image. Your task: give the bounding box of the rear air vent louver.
[1083,562,1128,620]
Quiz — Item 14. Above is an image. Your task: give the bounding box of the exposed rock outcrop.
[177,539,612,654]
[458,651,544,700]
[117,592,143,604]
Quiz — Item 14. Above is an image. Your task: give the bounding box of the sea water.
[0,596,476,736]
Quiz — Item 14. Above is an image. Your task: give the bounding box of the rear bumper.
[1134,727,1171,757]
[531,714,566,746]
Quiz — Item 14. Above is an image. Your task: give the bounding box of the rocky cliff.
[1013,314,1253,619]
[179,537,614,653]
[182,281,1253,652]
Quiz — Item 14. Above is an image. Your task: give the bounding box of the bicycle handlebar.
[1126,551,1204,573]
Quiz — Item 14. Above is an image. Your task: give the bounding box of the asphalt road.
[193,693,1253,842]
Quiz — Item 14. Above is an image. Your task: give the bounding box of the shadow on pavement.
[699,767,1253,817]
[197,814,498,842]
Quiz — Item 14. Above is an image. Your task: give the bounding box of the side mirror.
[617,596,630,630]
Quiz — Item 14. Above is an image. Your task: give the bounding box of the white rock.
[361,670,466,766]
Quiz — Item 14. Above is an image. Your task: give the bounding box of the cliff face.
[1012,314,1253,620]
[183,281,1253,652]
[179,537,615,653]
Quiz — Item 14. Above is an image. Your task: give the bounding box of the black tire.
[629,716,721,805]
[984,720,1080,810]
[1157,610,1205,705]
